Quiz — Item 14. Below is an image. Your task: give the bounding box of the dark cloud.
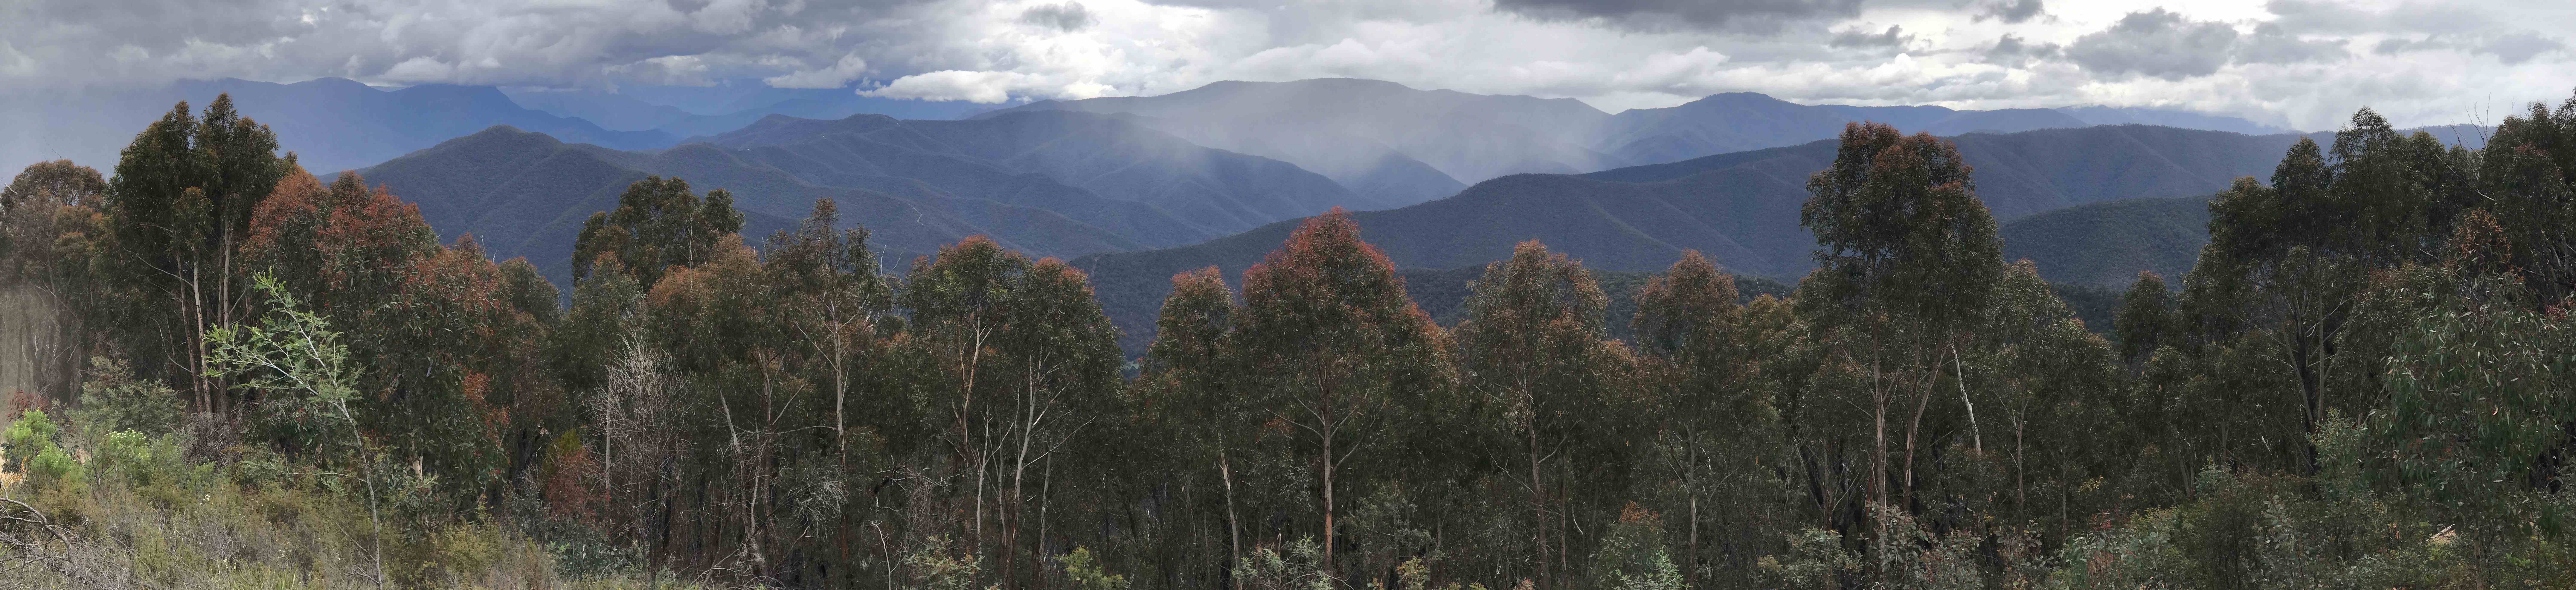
[1973,0,2044,24]
[1985,33,2062,64]
[2068,8,2349,81]
[1021,2,1095,32]
[1489,0,1864,31]
[1829,25,1910,49]
[2484,32,2567,65]
[2067,9,2239,80]
[2376,32,2565,65]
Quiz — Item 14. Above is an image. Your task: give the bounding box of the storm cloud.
[1,0,2571,130]
[1488,0,1865,31]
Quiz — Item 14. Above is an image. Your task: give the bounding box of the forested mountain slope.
[694,110,1387,233]
[1076,124,2328,348]
[1999,196,2214,287]
[361,110,1375,284]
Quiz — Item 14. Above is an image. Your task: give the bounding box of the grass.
[0,416,714,590]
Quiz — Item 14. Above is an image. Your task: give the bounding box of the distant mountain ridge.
[355,110,1378,285]
[1596,93,2096,165]
[989,78,2296,208]
[503,85,996,137]
[1070,123,2372,352]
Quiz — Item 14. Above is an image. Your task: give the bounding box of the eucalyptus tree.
[904,236,1031,568]
[762,199,894,463]
[988,257,1123,589]
[1968,261,2124,538]
[2478,91,2576,306]
[2181,110,2467,474]
[572,176,744,289]
[104,94,290,415]
[0,160,110,395]
[1232,209,1450,573]
[1795,122,2004,558]
[1629,250,1777,588]
[1141,266,1249,585]
[1454,240,1623,589]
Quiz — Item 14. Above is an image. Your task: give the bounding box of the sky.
[3,0,2570,130]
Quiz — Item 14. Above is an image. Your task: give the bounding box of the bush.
[72,355,182,436]
[6,410,83,492]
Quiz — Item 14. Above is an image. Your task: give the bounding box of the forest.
[0,90,2573,590]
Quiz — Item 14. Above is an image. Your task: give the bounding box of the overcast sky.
[3,0,2569,129]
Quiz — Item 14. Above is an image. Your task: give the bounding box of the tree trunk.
[1688,493,1700,590]
[1871,362,1890,558]
[1531,413,1547,590]
[1222,452,1244,590]
[1902,367,1935,510]
[1322,418,1338,573]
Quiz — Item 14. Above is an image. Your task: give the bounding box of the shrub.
[73,355,182,436]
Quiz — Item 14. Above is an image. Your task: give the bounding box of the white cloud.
[862,70,1046,103]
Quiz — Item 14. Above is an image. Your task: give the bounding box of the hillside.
[360,110,1376,284]
[695,110,1386,234]
[1999,196,2214,287]
[0,78,677,174]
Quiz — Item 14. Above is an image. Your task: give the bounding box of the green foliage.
[1059,546,1131,590]
[1588,505,1683,590]
[1760,528,1861,589]
[31,90,2576,590]
[1236,538,1339,590]
[901,535,985,590]
[205,274,360,455]
[572,175,744,289]
[72,355,182,436]
[8,410,85,492]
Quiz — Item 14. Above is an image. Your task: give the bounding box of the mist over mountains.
[988,78,2291,207]
[357,109,1372,285]
[6,76,2294,211]
[503,85,997,137]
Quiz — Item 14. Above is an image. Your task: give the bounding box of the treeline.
[2,92,2575,589]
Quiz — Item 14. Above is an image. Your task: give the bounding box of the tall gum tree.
[1454,240,1621,590]
[105,95,289,416]
[1630,249,1776,588]
[1234,208,1449,574]
[1142,266,1247,588]
[1795,122,2003,566]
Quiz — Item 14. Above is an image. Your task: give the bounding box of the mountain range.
[503,85,995,138]
[355,109,1377,285]
[7,76,2297,212]
[1068,123,2480,351]
[988,79,2293,207]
